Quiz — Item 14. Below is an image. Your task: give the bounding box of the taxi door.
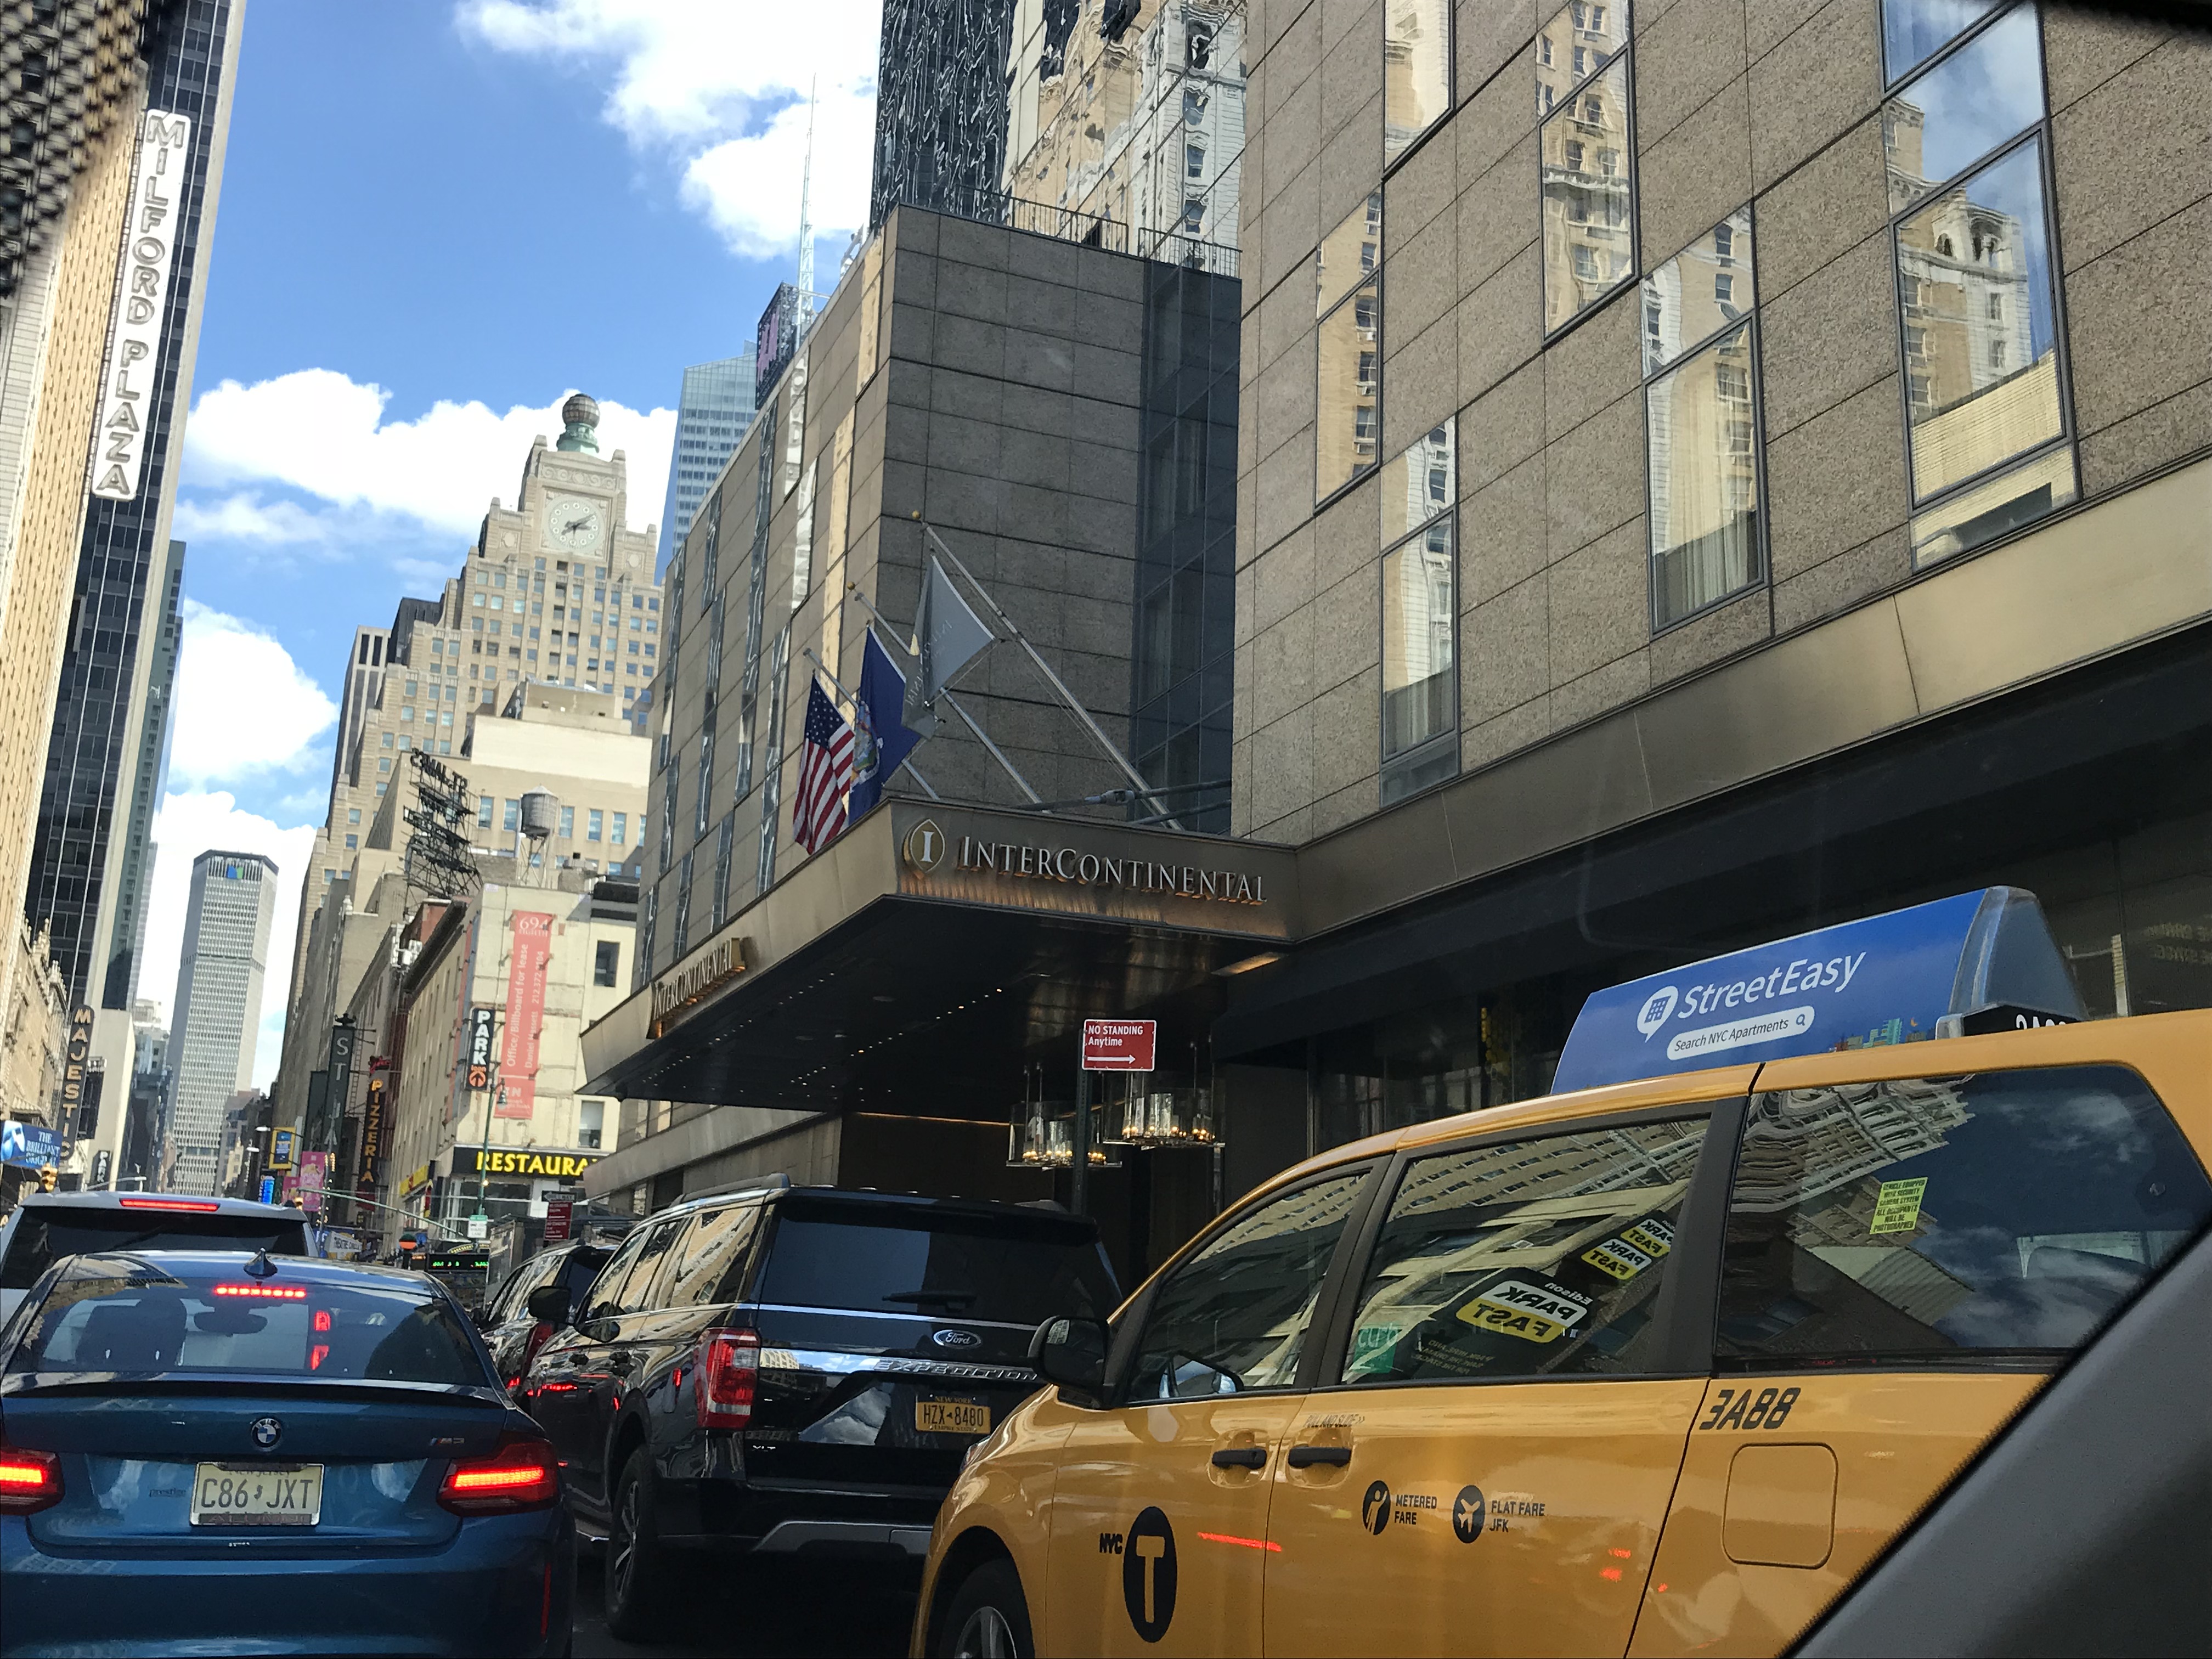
[1040,1165,1378,1658]
[1630,1032,2212,1656]
[1262,1109,1733,1657]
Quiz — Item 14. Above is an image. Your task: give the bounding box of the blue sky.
[145,0,881,1077]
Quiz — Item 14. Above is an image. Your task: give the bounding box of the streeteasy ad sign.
[1551,888,2084,1093]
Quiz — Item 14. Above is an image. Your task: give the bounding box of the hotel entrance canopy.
[579,803,1297,1118]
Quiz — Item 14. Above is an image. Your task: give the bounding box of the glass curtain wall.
[1384,0,1452,165]
[1881,2,2074,566]
[1132,261,1240,834]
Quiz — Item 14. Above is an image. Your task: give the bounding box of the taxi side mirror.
[1030,1315,1108,1395]
[526,1285,569,1325]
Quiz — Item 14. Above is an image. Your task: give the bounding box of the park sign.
[1550,888,2084,1094]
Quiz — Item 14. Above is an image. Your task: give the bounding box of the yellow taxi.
[911,891,2212,1656]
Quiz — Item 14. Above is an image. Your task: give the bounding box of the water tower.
[518,788,560,883]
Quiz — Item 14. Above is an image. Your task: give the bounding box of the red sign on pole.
[542,1197,573,1244]
[1082,1019,1158,1071]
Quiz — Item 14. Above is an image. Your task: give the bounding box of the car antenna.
[244,1249,279,1280]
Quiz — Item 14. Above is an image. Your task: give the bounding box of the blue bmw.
[0,1250,573,1657]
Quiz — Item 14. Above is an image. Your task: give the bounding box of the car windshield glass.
[1,1211,311,1290]
[758,1201,1118,1324]
[10,1258,491,1386]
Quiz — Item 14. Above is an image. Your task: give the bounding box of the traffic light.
[36,1165,58,1192]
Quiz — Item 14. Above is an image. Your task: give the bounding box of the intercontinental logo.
[650,936,746,1037]
[903,819,949,874]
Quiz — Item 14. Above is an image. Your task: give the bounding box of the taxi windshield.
[10,1256,490,1386]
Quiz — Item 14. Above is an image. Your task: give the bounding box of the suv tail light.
[438,1432,559,1514]
[696,1327,759,1430]
[0,1444,61,1514]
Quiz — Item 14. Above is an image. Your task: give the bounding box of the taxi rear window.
[1716,1065,2211,1368]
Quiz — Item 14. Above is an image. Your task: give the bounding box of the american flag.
[794,678,854,854]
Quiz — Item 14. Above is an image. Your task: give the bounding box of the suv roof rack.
[673,1173,792,1206]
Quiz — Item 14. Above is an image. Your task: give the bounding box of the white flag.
[903,556,994,730]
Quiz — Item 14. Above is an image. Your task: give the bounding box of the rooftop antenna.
[796,77,817,324]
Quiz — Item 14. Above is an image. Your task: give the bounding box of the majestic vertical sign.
[60,1007,93,1126]
[498,913,554,1119]
[91,110,192,501]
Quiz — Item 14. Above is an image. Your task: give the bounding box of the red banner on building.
[497,912,554,1119]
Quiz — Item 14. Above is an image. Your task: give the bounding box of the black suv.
[519,1179,1116,1639]
[478,1237,622,1391]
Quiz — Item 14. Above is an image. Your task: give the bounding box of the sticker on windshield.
[1580,1237,1657,1282]
[1621,1217,1674,1257]
[1456,1279,1591,1344]
[1869,1178,1928,1234]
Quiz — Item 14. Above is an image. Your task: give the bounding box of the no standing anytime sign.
[1082,1019,1157,1071]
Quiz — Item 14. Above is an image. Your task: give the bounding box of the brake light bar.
[0,1446,62,1514]
[116,1197,222,1212]
[438,1434,558,1514]
[211,1284,306,1300]
[695,1327,760,1430]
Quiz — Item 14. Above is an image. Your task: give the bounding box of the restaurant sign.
[454,1147,602,1180]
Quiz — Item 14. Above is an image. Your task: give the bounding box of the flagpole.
[801,647,943,802]
[914,522,1184,830]
[843,589,1042,808]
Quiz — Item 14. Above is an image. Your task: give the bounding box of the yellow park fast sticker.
[1621,1220,1673,1257]
[1458,1279,1589,1344]
[1869,1177,1929,1234]
[1580,1237,1656,1282]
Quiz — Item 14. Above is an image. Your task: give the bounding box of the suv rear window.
[758,1200,1118,1324]
[1,1209,311,1290]
[13,1258,488,1386]
[1717,1065,2211,1367]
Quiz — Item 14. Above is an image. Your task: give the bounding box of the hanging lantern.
[1115,1079,1220,1149]
[1006,1097,1123,1169]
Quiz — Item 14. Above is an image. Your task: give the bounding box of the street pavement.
[572,1547,918,1657]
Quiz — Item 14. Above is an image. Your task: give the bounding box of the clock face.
[548,497,603,551]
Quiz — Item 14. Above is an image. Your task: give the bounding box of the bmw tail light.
[438,1433,559,1514]
[0,1444,61,1514]
[695,1327,759,1430]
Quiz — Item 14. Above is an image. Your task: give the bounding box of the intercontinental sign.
[902,818,1268,906]
[650,936,746,1037]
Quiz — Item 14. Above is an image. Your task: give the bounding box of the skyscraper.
[654,353,755,578]
[26,0,241,1014]
[870,0,1016,228]
[103,538,186,1013]
[163,850,277,1196]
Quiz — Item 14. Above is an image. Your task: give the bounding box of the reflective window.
[1717,1068,2211,1368]
[1534,0,1626,118]
[1318,278,1383,503]
[1882,0,2002,86]
[1897,138,2064,519]
[1317,193,1383,320]
[1542,53,1635,334]
[661,1204,761,1307]
[1910,443,2077,566]
[1647,249,1763,628]
[1127,1169,1372,1398]
[1381,416,1454,546]
[1883,4,2044,215]
[1381,519,1456,763]
[1384,0,1452,165]
[1339,1118,1708,1384]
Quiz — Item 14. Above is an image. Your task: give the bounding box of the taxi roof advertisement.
[1551,888,2085,1093]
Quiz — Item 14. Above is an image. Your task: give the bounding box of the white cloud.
[459,0,879,259]
[139,792,320,1088]
[166,600,339,792]
[182,371,677,541]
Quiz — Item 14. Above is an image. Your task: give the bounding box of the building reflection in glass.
[1385,0,1452,163]
[1540,52,1635,334]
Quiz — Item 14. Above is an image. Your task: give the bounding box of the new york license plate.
[915,1398,991,1436]
[190,1463,324,1527]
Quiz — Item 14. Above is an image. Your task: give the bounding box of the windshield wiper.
[881,1289,978,1310]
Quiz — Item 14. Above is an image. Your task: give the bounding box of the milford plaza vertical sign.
[91,110,191,502]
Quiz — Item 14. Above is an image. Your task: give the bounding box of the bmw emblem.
[250,1416,283,1450]
[931,1329,981,1350]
